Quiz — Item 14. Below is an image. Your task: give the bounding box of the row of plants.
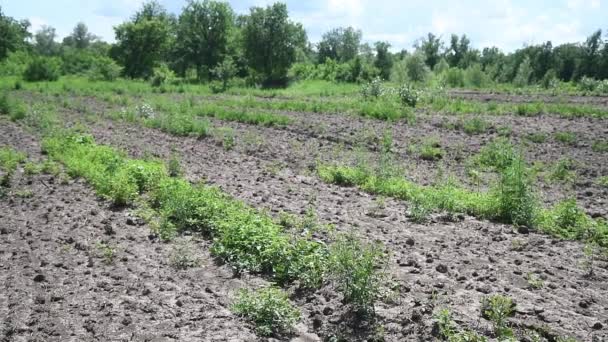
[318,139,608,247]
[41,131,388,336]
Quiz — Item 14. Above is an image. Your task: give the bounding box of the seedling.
[480,294,516,338]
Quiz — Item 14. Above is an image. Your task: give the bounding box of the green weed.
[232,287,300,336]
[328,234,386,314]
[480,294,516,338]
[554,131,576,145]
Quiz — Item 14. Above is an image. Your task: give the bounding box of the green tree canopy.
[175,0,234,80]
[241,3,306,86]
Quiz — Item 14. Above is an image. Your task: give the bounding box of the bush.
[232,287,300,336]
[496,157,536,227]
[23,57,61,82]
[150,64,176,87]
[360,77,385,99]
[464,64,489,88]
[578,76,599,92]
[328,234,386,314]
[398,83,421,107]
[88,57,122,81]
[445,68,465,87]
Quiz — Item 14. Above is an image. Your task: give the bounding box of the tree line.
[1,1,607,88]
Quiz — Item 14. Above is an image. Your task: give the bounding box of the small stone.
[592,322,603,330]
[126,217,136,226]
[322,306,333,316]
[33,274,45,282]
[517,225,530,234]
[405,237,415,246]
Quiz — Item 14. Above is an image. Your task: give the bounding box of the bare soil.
[2,91,608,341]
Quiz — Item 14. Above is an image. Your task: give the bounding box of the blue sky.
[0,0,605,52]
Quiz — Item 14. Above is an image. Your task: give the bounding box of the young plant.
[462,117,490,135]
[420,138,444,161]
[496,156,536,227]
[526,133,547,144]
[328,234,386,314]
[480,294,516,338]
[232,287,300,336]
[95,242,115,264]
[526,273,544,289]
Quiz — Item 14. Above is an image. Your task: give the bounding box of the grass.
[554,131,576,145]
[591,140,608,153]
[0,92,27,121]
[0,146,26,187]
[319,148,608,246]
[526,132,547,143]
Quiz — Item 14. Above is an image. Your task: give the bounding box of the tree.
[241,3,306,86]
[63,22,97,49]
[580,30,602,78]
[415,33,443,70]
[112,1,174,78]
[374,41,392,80]
[513,56,532,87]
[211,57,237,91]
[317,26,361,63]
[446,34,478,68]
[34,25,59,56]
[0,6,30,60]
[175,0,234,80]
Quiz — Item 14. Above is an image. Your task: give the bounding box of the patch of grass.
[196,102,291,127]
[535,198,607,245]
[0,146,26,187]
[462,117,490,135]
[554,131,576,145]
[474,138,518,171]
[435,309,487,342]
[526,132,547,144]
[232,287,300,337]
[598,176,608,188]
[591,140,608,153]
[0,92,26,121]
[548,158,576,183]
[213,127,236,150]
[42,134,167,206]
[419,138,444,161]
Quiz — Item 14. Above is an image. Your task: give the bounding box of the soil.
[2,90,608,341]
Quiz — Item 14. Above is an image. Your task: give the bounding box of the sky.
[0,0,605,52]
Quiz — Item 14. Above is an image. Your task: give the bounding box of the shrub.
[150,63,176,87]
[232,287,300,336]
[445,68,465,87]
[496,157,536,227]
[398,83,421,107]
[88,56,122,81]
[23,57,61,82]
[578,76,599,92]
[360,77,385,99]
[464,64,489,88]
[328,234,386,314]
[211,57,238,93]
